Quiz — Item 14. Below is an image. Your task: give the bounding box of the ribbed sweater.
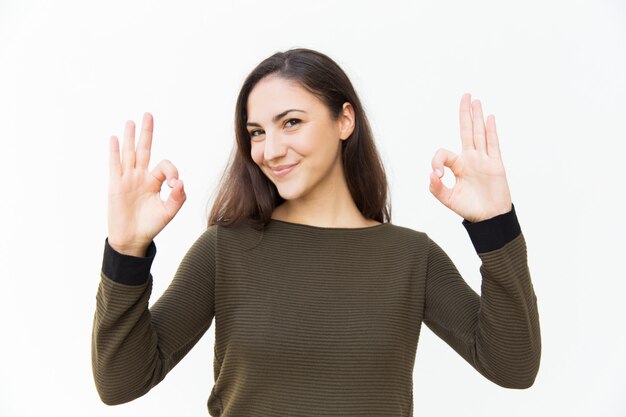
[91,204,541,416]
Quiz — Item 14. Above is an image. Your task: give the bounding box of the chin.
[276,188,301,201]
[274,183,306,202]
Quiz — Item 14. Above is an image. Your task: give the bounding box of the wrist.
[462,203,521,253]
[108,240,151,257]
[465,203,513,223]
[102,238,157,285]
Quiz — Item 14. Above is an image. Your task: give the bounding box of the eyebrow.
[246,109,307,127]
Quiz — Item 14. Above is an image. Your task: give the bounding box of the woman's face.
[247,75,354,203]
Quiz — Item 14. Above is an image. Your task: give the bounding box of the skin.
[107,113,186,256]
[246,75,379,228]
[106,82,511,255]
[429,93,512,223]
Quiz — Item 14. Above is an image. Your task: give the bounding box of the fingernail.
[435,168,443,177]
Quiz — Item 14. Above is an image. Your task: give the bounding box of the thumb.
[164,179,186,217]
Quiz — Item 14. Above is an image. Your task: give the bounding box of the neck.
[272,163,378,228]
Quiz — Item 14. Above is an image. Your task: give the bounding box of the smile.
[270,162,299,178]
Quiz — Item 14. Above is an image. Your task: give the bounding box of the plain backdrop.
[1,1,625,416]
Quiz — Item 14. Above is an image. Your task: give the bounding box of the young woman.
[93,48,541,416]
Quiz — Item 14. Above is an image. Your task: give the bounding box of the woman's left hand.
[429,93,512,223]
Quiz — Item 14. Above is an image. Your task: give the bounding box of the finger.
[459,93,474,150]
[109,135,122,179]
[136,112,154,170]
[431,147,459,174]
[164,178,186,218]
[122,120,136,171]
[150,159,180,188]
[486,114,501,158]
[429,170,452,207]
[472,99,487,153]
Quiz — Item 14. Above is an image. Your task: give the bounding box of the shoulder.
[384,222,430,244]
[354,222,433,257]
[205,221,264,251]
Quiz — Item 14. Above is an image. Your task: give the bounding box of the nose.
[263,130,288,162]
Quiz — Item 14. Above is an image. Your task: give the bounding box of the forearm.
[91,238,168,405]
[424,205,541,389]
[91,230,217,404]
[463,205,541,387]
[471,232,541,388]
[92,273,169,405]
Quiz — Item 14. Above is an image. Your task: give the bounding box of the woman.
[93,48,541,416]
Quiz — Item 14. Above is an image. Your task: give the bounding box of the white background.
[1,1,625,416]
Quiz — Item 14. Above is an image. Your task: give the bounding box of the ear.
[339,102,356,140]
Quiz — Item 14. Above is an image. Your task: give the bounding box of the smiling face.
[247,75,355,203]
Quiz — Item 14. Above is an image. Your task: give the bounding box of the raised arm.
[92,226,217,405]
[92,112,215,405]
[423,93,541,387]
[423,205,541,388]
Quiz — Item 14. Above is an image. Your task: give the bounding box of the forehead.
[247,76,323,121]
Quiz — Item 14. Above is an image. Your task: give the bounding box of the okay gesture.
[429,93,513,223]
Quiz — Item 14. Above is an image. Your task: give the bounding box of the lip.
[269,162,298,178]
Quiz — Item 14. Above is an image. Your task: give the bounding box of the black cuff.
[462,204,522,253]
[101,237,157,286]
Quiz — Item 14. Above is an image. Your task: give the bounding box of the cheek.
[298,134,338,166]
[250,142,264,166]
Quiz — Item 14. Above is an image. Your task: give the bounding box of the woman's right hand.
[107,113,186,257]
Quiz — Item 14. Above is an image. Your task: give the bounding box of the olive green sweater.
[92,205,540,416]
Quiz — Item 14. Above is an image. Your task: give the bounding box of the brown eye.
[284,118,301,128]
[250,129,264,139]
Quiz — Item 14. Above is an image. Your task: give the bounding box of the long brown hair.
[207,48,391,230]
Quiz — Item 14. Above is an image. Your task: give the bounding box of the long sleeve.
[422,204,541,389]
[91,226,217,405]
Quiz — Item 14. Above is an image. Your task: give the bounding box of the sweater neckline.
[268,218,391,232]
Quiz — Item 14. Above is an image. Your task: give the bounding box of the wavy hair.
[207,48,391,230]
